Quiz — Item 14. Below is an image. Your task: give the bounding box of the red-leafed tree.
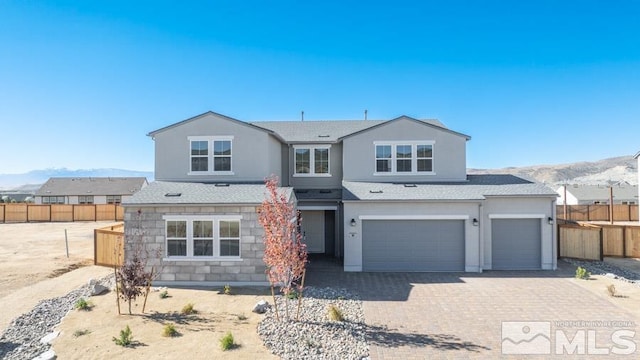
[258,175,308,320]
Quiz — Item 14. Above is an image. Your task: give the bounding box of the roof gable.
[338,115,471,141]
[147,111,277,139]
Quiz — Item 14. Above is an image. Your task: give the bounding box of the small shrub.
[73,329,91,337]
[181,303,196,315]
[162,323,178,337]
[112,325,133,347]
[159,290,169,299]
[327,304,343,321]
[237,314,247,321]
[75,298,92,311]
[220,331,235,351]
[575,266,590,280]
[607,284,617,297]
[224,284,232,295]
[286,290,299,300]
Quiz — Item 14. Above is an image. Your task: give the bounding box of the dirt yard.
[0,222,116,330]
[53,286,277,359]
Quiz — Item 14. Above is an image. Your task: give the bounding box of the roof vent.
[318,135,330,138]
[319,189,332,194]
[214,183,230,187]
[369,190,383,194]
[165,193,182,197]
[404,184,417,188]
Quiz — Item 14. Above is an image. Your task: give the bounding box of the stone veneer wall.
[123,205,268,285]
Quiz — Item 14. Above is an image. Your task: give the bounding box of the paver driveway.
[306,260,639,359]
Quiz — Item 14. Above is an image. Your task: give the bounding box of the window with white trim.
[42,196,65,204]
[294,145,330,176]
[106,195,122,204]
[164,215,241,258]
[78,195,94,204]
[188,136,234,175]
[374,141,434,174]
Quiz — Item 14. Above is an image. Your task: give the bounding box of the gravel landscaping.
[258,286,369,360]
[563,258,640,285]
[0,275,115,360]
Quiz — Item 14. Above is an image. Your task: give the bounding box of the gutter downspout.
[552,198,558,270]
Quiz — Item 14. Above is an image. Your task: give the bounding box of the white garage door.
[362,220,465,272]
[491,218,541,270]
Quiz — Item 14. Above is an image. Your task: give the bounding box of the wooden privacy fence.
[557,204,639,222]
[94,223,124,267]
[0,204,124,223]
[559,223,640,260]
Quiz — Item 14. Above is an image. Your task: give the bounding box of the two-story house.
[124,111,558,285]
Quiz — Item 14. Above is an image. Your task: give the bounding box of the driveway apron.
[306,260,639,359]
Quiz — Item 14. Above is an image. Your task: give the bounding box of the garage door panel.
[362,220,465,272]
[492,219,541,270]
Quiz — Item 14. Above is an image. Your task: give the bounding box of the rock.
[604,273,617,279]
[90,284,109,296]
[32,349,56,360]
[252,299,269,314]
[39,331,59,344]
[88,278,97,286]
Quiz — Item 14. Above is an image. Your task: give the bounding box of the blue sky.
[1,1,639,174]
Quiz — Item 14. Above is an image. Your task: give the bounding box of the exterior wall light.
[472,218,479,226]
[350,218,356,227]
[548,217,554,225]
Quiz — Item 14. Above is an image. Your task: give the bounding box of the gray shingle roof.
[36,177,148,196]
[123,181,293,205]
[342,175,558,201]
[251,117,447,143]
[563,185,638,202]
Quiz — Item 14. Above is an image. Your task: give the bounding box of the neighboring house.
[124,111,558,286]
[556,184,638,205]
[0,191,34,203]
[35,177,148,205]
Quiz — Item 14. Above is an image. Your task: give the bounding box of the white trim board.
[359,215,470,220]
[488,214,545,219]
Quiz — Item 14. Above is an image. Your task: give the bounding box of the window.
[374,141,435,175]
[164,215,242,259]
[106,195,122,204]
[294,145,331,176]
[42,196,65,204]
[188,136,234,175]
[78,195,94,204]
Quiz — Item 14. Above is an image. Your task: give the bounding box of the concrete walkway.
[306,260,640,359]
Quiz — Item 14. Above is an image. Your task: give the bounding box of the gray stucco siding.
[152,113,281,183]
[123,205,268,285]
[342,119,468,182]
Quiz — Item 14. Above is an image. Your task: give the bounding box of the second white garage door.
[362,220,465,272]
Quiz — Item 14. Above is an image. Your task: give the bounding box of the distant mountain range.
[0,168,154,191]
[0,156,637,191]
[468,155,638,186]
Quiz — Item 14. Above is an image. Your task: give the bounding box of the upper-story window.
[294,145,331,177]
[188,136,234,175]
[106,195,122,204]
[374,141,434,175]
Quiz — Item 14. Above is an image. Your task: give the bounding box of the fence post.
[599,227,604,261]
[622,226,627,258]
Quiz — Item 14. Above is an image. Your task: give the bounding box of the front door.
[301,210,325,253]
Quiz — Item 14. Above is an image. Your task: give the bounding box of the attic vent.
[165,193,182,197]
[318,135,330,138]
[403,184,417,188]
[214,183,230,187]
[369,190,383,194]
[319,189,332,194]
